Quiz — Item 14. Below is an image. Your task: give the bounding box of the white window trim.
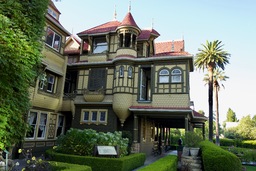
[81,109,108,125]
[171,69,182,83]
[46,27,61,51]
[159,69,170,83]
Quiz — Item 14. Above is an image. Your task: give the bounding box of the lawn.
[244,165,256,171]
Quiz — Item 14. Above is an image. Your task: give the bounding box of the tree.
[236,115,256,140]
[203,68,229,145]
[195,40,230,141]
[0,0,48,150]
[225,108,239,123]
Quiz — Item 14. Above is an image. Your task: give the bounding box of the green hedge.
[215,138,256,149]
[200,141,242,171]
[137,155,177,171]
[46,150,146,171]
[49,161,92,171]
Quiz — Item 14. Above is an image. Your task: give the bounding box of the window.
[37,113,47,139]
[26,111,38,139]
[119,66,124,77]
[128,66,133,78]
[81,109,108,124]
[88,68,106,91]
[47,8,58,19]
[26,111,65,140]
[93,37,107,53]
[39,72,57,94]
[159,69,169,83]
[139,67,151,101]
[99,111,106,122]
[56,115,65,137]
[46,27,61,51]
[171,69,182,83]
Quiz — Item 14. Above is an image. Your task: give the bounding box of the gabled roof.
[78,20,121,36]
[138,29,160,40]
[49,0,61,15]
[154,40,191,57]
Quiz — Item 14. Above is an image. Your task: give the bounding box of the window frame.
[81,109,108,124]
[93,37,108,54]
[119,66,124,78]
[45,27,61,51]
[128,66,133,78]
[159,69,170,83]
[56,115,65,137]
[171,68,182,83]
[37,113,48,139]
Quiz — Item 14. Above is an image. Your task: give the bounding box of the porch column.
[133,115,138,143]
[185,118,189,131]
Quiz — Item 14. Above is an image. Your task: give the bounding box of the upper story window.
[47,8,58,19]
[93,37,107,54]
[46,27,61,51]
[159,69,169,83]
[128,66,133,78]
[171,68,182,83]
[119,66,124,77]
[39,71,57,94]
[88,68,106,91]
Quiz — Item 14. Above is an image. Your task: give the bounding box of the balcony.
[83,88,105,102]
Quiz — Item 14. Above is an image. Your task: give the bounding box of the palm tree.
[195,40,230,141]
[203,69,229,145]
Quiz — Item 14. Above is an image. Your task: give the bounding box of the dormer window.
[48,8,58,19]
[93,37,107,54]
[46,27,61,51]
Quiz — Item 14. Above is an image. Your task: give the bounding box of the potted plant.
[184,131,203,156]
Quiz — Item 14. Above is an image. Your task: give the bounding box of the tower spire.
[128,0,131,12]
[113,5,117,20]
[151,18,154,29]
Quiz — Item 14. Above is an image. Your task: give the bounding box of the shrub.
[55,129,129,157]
[49,161,92,171]
[242,140,256,149]
[200,141,242,171]
[137,155,177,171]
[46,149,146,171]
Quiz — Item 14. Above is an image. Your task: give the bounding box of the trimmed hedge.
[200,141,242,171]
[46,150,146,171]
[49,161,92,171]
[215,138,256,149]
[137,155,177,171]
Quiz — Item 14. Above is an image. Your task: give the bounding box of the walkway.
[132,150,178,171]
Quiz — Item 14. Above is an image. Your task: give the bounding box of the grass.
[244,165,256,171]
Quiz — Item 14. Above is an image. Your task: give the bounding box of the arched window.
[119,66,124,77]
[159,69,169,83]
[128,66,133,78]
[171,69,182,83]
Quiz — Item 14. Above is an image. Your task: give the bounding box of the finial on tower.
[113,5,117,20]
[151,18,154,29]
[128,0,131,12]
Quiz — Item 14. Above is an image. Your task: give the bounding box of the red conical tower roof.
[119,12,140,32]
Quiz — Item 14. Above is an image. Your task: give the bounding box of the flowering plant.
[17,149,51,171]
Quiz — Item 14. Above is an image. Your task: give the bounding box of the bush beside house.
[46,150,146,171]
[199,141,242,171]
[137,155,177,171]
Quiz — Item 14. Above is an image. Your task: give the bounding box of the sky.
[55,0,256,124]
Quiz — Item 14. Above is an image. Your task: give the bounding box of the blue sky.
[55,0,256,124]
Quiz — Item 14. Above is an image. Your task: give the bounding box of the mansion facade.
[23,1,206,156]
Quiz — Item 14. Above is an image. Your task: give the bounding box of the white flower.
[15,162,20,166]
